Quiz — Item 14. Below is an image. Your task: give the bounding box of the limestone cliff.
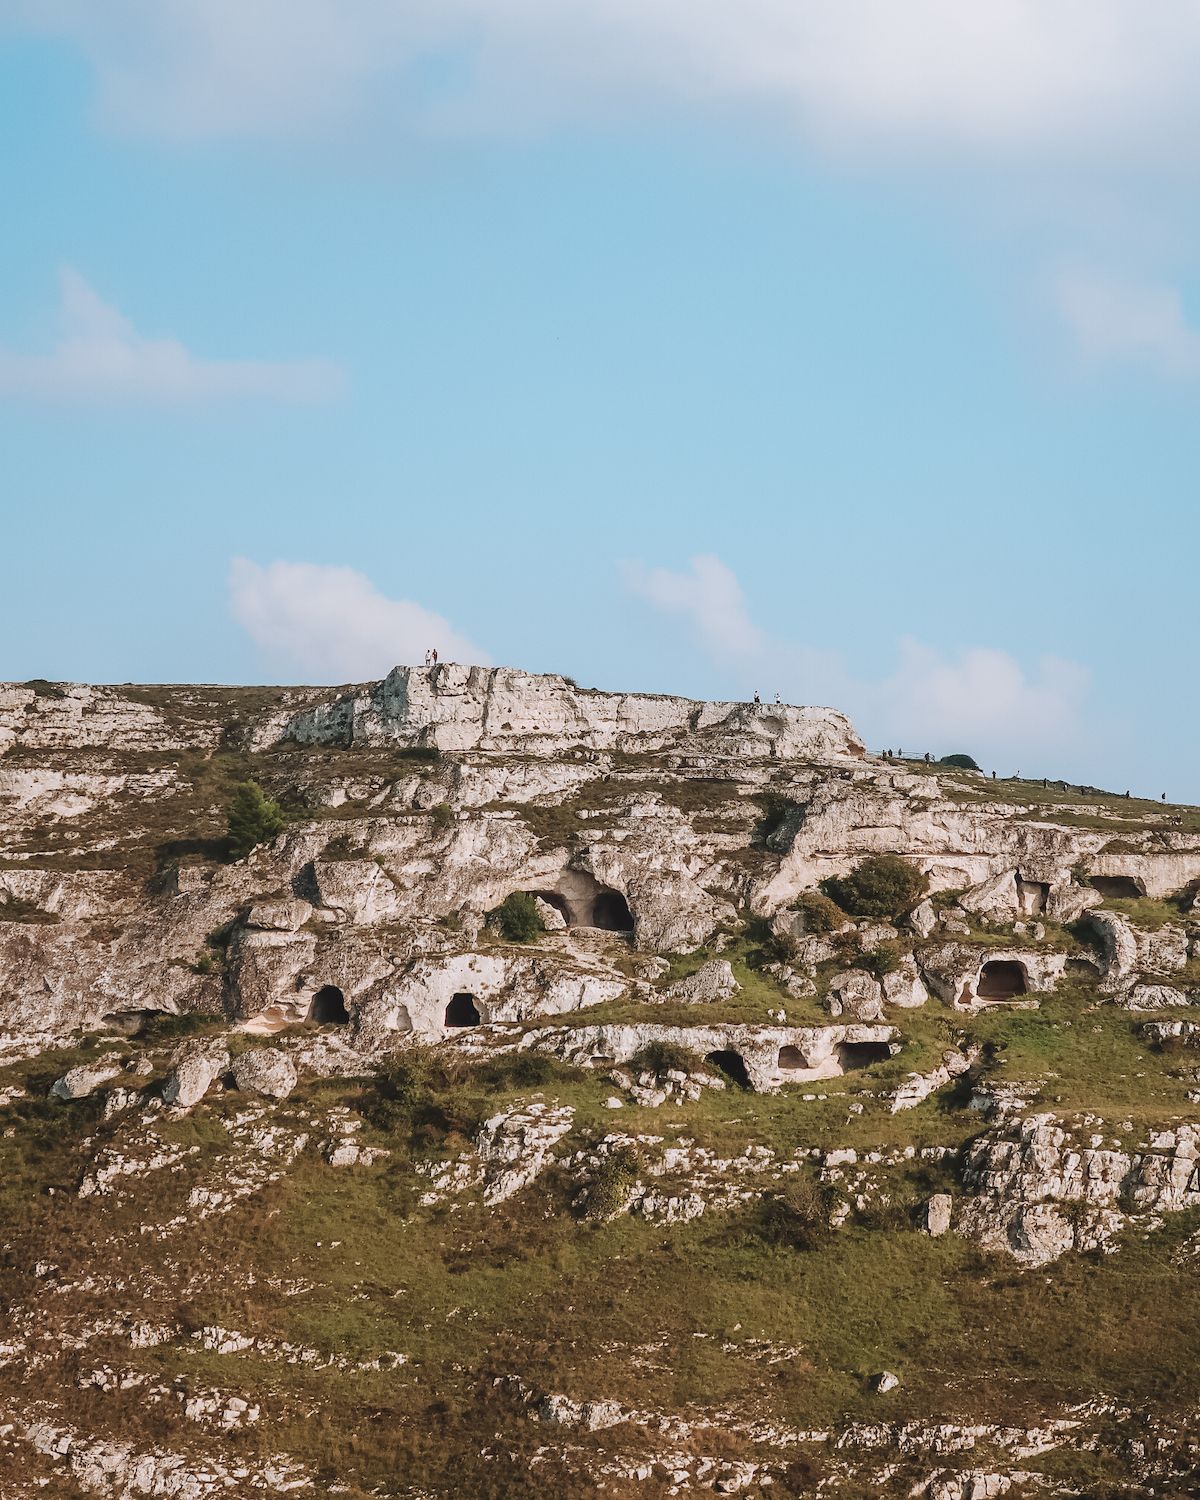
[1,666,1199,1497]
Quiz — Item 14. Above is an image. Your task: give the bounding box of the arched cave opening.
[976,960,1028,1000]
[309,985,350,1025]
[1089,875,1146,900]
[776,1045,807,1071]
[835,1040,893,1071]
[590,889,634,932]
[444,992,481,1028]
[705,1049,751,1089]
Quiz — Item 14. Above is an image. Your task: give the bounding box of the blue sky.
[1,4,1198,798]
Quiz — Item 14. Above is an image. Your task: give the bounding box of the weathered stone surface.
[826,969,885,1021]
[924,1193,953,1237]
[665,959,739,1004]
[50,1059,123,1100]
[231,1047,297,1099]
[162,1040,230,1109]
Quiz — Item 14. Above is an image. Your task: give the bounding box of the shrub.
[754,792,799,843]
[430,802,455,831]
[472,1052,568,1091]
[582,1146,641,1220]
[861,942,903,980]
[787,890,845,934]
[396,746,441,764]
[938,753,980,770]
[492,891,545,943]
[629,1040,701,1079]
[362,1050,434,1132]
[226,780,286,860]
[756,1175,834,1250]
[820,854,928,920]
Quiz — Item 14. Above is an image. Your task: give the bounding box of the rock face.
[957,1113,1200,1266]
[5,664,1200,1497]
[282,663,867,760]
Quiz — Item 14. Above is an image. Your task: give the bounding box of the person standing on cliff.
[424,649,432,667]
[753,690,761,705]
[431,648,438,666]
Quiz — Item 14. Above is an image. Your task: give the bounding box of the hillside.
[1,664,1199,1497]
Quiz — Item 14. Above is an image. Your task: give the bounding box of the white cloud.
[1054,268,1200,379]
[0,268,342,404]
[228,558,486,682]
[16,1,1200,168]
[622,554,765,660]
[625,554,1090,763]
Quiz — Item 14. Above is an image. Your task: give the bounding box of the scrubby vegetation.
[821,854,928,920]
[787,889,846,933]
[492,890,545,943]
[938,752,980,770]
[226,779,286,859]
[628,1039,702,1079]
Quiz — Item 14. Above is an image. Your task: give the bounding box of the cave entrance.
[777,1045,807,1070]
[835,1040,893,1071]
[445,992,481,1028]
[705,1049,750,1089]
[309,985,349,1025]
[976,960,1027,1000]
[1089,875,1146,900]
[590,889,634,932]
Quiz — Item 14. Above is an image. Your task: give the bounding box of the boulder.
[826,969,884,1021]
[924,1193,953,1237]
[162,1040,230,1109]
[873,1370,900,1394]
[231,1048,298,1099]
[532,896,567,932]
[665,959,739,1004]
[50,1059,123,1101]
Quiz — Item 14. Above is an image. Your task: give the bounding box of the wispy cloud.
[17,2,1200,168]
[624,554,1090,763]
[228,558,487,682]
[1054,267,1200,380]
[0,268,343,404]
[622,554,765,660]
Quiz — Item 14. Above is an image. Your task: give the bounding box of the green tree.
[492,891,545,943]
[226,780,286,860]
[938,753,980,770]
[820,854,928,920]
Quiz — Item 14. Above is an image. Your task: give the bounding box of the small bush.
[938,753,980,770]
[226,780,286,860]
[396,746,441,764]
[430,802,455,831]
[362,1050,434,1132]
[754,792,799,843]
[860,942,903,980]
[787,890,845,934]
[472,1052,569,1091]
[583,1146,641,1220]
[820,854,928,920]
[629,1040,701,1079]
[756,1175,834,1251]
[492,891,545,943]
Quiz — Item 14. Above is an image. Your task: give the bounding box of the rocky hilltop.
[1,665,1199,1497]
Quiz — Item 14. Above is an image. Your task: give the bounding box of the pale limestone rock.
[51,1059,123,1100]
[665,959,739,1004]
[925,1193,953,1237]
[873,1370,900,1394]
[162,1040,230,1109]
[231,1048,297,1099]
[244,899,312,932]
[826,969,885,1021]
[532,895,567,932]
[282,663,866,760]
[882,959,929,1009]
[908,898,937,939]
